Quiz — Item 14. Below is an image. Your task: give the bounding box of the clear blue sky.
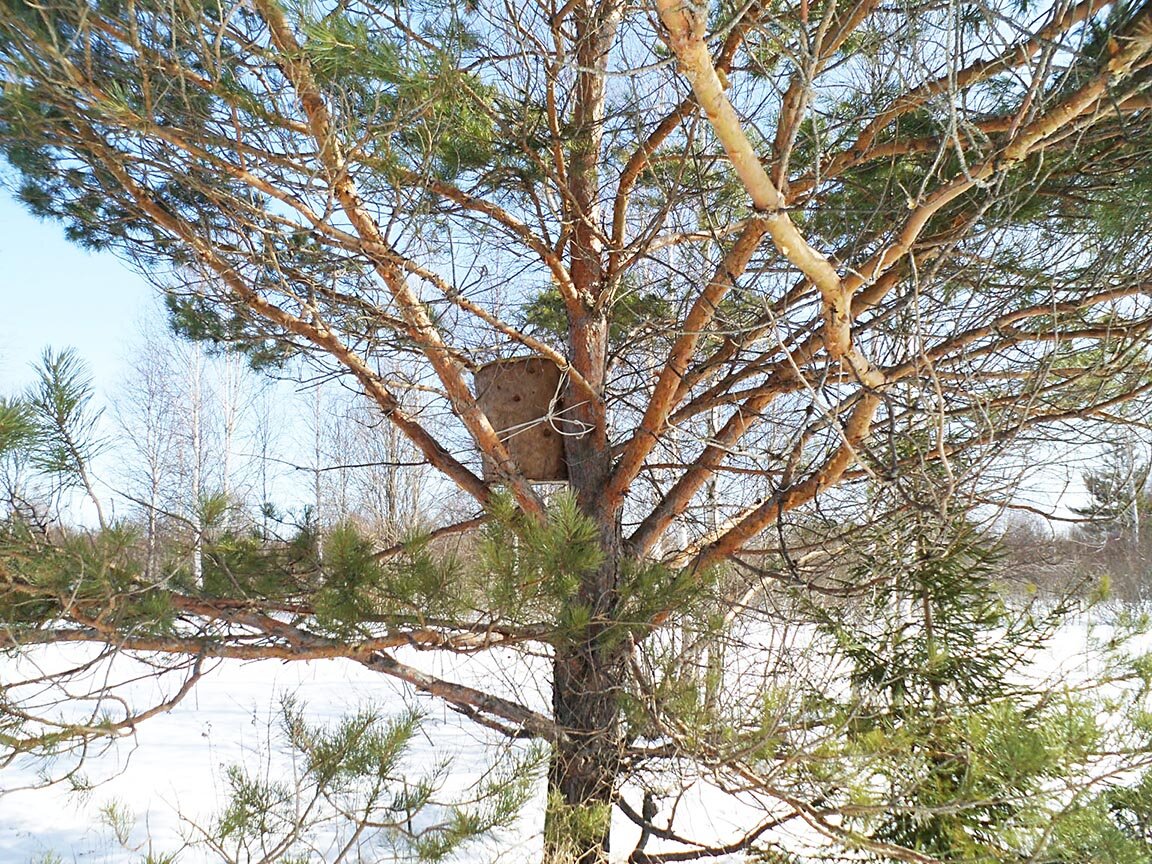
[0,189,155,395]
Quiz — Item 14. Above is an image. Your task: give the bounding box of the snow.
[0,651,547,863]
[0,616,1143,863]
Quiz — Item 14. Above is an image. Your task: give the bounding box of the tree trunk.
[545,484,626,863]
[548,629,625,863]
[546,301,625,862]
[545,2,623,856]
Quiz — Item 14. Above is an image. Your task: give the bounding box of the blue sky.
[0,189,156,395]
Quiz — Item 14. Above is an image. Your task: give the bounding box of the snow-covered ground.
[0,616,1127,864]
[0,650,552,864]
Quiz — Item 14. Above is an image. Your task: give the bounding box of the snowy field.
[0,617,1122,864]
[1,649,552,864]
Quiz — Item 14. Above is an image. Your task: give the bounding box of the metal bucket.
[473,357,570,482]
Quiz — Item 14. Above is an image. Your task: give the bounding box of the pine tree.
[1075,440,1151,543]
[3,0,1152,860]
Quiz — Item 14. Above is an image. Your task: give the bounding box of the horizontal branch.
[5,618,559,742]
[359,650,562,742]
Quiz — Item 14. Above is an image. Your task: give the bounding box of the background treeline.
[2,320,458,563]
[1001,440,1152,603]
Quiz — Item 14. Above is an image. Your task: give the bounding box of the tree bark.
[546,3,625,844]
[546,294,625,862]
[547,624,625,863]
[546,428,626,862]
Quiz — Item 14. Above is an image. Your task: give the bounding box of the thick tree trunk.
[546,536,627,864]
[547,626,625,863]
[545,3,624,858]
[545,306,626,863]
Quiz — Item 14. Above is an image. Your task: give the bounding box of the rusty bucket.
[473,357,571,482]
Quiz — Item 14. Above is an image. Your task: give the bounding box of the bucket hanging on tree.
[473,357,575,483]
